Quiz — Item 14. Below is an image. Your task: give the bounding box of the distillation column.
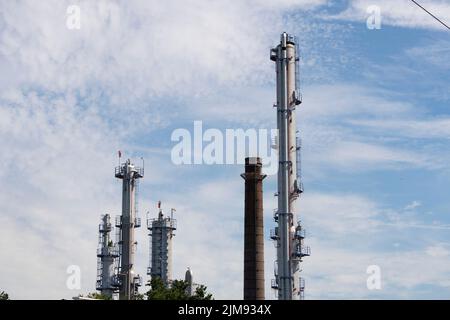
[241,157,266,300]
[115,159,143,300]
[147,202,177,286]
[96,214,119,299]
[270,32,310,300]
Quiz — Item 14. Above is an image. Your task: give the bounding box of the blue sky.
[0,0,450,299]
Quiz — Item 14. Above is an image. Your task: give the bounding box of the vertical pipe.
[286,40,301,300]
[241,157,266,300]
[116,159,142,300]
[271,32,308,300]
[276,32,293,300]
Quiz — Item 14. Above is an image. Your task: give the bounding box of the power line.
[410,0,450,30]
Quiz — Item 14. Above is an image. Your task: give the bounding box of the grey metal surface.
[271,32,309,300]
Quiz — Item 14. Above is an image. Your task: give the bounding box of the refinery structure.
[270,32,310,300]
[96,157,181,300]
[94,32,310,301]
[96,158,144,300]
[147,201,177,286]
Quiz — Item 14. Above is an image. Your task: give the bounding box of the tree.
[0,291,9,300]
[134,293,145,300]
[78,292,112,300]
[145,278,213,300]
[191,285,213,300]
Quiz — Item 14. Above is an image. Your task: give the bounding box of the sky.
[0,0,450,300]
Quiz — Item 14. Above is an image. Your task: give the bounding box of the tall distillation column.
[270,32,310,300]
[241,157,266,300]
[115,159,143,300]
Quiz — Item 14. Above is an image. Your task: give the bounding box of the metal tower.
[241,157,266,300]
[96,214,119,298]
[147,201,177,286]
[270,32,310,300]
[115,158,143,300]
[185,267,195,296]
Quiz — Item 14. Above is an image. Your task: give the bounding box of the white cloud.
[350,118,450,140]
[406,40,450,69]
[301,192,381,236]
[330,0,450,31]
[404,200,422,211]
[426,244,450,257]
[0,0,277,97]
[303,242,450,299]
[1,0,450,301]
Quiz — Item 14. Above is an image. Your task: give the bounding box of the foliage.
[145,277,213,300]
[134,293,145,300]
[0,291,9,300]
[80,292,112,300]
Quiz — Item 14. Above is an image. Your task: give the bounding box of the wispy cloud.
[329,0,450,31]
[1,0,450,300]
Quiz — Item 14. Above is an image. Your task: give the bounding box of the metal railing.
[271,279,279,289]
[299,277,305,300]
[294,245,311,258]
[115,216,122,227]
[97,246,119,257]
[133,275,143,287]
[98,222,112,232]
[299,277,305,290]
[270,228,279,240]
[295,228,305,239]
[114,165,144,178]
[134,217,141,228]
[147,218,177,230]
[273,209,278,222]
[111,274,121,287]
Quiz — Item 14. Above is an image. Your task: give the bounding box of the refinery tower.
[270,33,310,300]
[115,159,144,300]
[147,201,177,286]
[96,214,119,299]
[96,158,144,300]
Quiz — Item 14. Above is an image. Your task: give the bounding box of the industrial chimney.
[241,157,266,300]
